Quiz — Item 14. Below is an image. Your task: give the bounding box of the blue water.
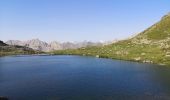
[0,55,170,100]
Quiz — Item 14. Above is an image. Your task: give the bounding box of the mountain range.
[6,39,113,52]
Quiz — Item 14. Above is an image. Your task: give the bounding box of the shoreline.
[0,53,168,66]
[51,53,169,66]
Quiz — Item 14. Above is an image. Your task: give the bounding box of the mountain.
[0,40,38,56]
[6,40,24,46]
[26,39,49,51]
[6,39,49,51]
[53,13,170,65]
[6,39,105,52]
[49,41,62,51]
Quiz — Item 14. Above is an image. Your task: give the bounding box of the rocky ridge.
[6,39,110,52]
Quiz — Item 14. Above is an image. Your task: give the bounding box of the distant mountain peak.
[28,38,43,42]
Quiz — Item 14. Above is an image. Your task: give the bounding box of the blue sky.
[0,0,170,42]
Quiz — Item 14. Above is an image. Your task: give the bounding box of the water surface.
[0,55,170,100]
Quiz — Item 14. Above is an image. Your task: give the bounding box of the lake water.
[0,55,170,100]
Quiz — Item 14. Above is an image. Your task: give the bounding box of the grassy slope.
[52,41,169,65]
[53,14,170,65]
[141,14,170,40]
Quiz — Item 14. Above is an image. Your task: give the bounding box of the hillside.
[52,13,170,66]
[0,40,38,56]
